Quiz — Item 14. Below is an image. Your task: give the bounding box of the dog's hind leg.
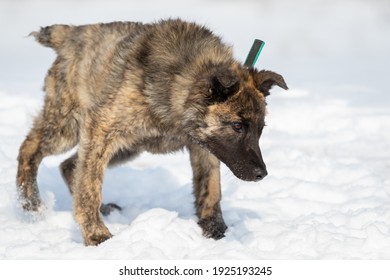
[60,153,78,195]
[16,65,79,212]
[16,107,78,211]
[189,144,227,240]
[16,122,46,211]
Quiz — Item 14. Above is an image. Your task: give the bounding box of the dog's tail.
[30,25,72,51]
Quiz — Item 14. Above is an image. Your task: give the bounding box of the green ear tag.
[244,39,265,68]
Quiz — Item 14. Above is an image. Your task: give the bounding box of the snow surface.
[0,0,390,259]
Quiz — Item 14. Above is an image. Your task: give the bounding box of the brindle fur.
[17,19,287,246]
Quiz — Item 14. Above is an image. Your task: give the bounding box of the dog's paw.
[16,180,42,212]
[18,193,42,213]
[100,203,122,216]
[84,225,113,246]
[21,199,41,212]
[198,215,228,240]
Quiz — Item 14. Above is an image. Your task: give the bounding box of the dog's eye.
[232,122,244,133]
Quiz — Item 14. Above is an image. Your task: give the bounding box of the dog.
[16,19,288,245]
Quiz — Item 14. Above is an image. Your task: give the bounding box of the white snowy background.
[0,0,389,259]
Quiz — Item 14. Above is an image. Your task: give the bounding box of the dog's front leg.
[189,144,227,239]
[73,127,116,246]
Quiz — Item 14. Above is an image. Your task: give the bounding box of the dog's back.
[31,19,233,109]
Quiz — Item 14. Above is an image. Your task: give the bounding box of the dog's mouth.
[226,161,268,182]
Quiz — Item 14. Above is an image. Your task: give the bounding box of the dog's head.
[192,64,288,181]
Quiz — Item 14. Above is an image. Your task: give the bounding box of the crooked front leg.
[189,144,227,240]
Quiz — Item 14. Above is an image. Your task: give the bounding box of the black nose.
[254,168,268,181]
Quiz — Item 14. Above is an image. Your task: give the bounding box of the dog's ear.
[207,70,240,104]
[253,70,288,97]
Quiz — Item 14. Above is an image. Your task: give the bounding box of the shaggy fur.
[17,19,288,245]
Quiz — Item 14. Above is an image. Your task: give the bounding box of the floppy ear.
[207,70,240,104]
[254,70,288,97]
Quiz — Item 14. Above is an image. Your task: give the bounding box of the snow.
[0,0,390,259]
